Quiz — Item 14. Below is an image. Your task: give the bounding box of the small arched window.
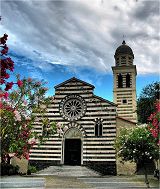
[99,122,102,136]
[95,123,98,137]
[118,74,123,88]
[95,118,103,137]
[126,74,130,88]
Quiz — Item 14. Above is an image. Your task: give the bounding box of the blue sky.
[1,0,159,102]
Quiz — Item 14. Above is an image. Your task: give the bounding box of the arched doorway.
[64,127,82,165]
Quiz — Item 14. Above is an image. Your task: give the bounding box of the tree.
[137,82,159,123]
[115,126,159,188]
[1,77,56,161]
[0,34,56,164]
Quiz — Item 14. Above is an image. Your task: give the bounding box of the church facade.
[30,77,117,174]
[29,41,137,175]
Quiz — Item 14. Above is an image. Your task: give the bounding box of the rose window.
[60,95,86,121]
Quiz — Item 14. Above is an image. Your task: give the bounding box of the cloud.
[1,0,159,75]
[133,1,159,20]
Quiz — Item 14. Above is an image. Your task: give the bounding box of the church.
[29,41,137,175]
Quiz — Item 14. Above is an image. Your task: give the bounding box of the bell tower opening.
[126,73,131,88]
[118,74,123,88]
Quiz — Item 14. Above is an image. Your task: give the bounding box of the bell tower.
[112,40,137,123]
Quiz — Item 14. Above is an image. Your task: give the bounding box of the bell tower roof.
[115,40,134,58]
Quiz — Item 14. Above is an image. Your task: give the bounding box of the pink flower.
[0,102,3,109]
[4,73,10,79]
[148,113,156,121]
[149,127,158,139]
[23,100,28,105]
[42,87,48,91]
[23,153,29,160]
[14,110,21,121]
[4,92,9,99]
[0,78,5,84]
[28,138,36,145]
[155,101,160,112]
[17,80,23,87]
[8,153,15,157]
[35,81,41,86]
[152,118,158,128]
[151,129,158,138]
[0,92,9,99]
[5,82,13,91]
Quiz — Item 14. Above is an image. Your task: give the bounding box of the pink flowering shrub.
[1,78,56,162]
[0,34,56,163]
[148,100,160,145]
[0,34,23,92]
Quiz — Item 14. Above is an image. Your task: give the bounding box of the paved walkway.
[1,166,159,189]
[77,176,159,189]
[35,166,159,189]
[0,176,45,189]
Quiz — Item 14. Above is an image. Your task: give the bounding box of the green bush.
[27,165,37,175]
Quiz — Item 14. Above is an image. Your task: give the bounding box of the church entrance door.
[64,139,81,165]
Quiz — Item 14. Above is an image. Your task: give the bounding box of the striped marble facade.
[29,77,117,172]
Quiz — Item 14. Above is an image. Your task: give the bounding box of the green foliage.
[137,82,159,123]
[139,82,159,99]
[0,35,57,163]
[27,165,37,173]
[115,126,159,163]
[1,76,56,161]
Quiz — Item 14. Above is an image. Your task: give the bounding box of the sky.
[1,0,159,102]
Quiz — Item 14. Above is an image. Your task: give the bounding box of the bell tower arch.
[112,40,137,123]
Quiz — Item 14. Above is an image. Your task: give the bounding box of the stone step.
[36,165,100,177]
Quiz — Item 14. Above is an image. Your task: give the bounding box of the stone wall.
[116,117,136,175]
[11,157,28,174]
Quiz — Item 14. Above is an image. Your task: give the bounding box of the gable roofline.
[93,95,116,106]
[54,77,95,89]
[116,116,137,124]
